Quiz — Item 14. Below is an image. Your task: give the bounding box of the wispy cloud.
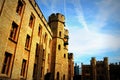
[71,0,89,31]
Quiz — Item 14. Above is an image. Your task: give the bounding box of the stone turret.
[48,13,65,38]
[48,13,68,80]
[48,13,65,24]
[104,57,110,80]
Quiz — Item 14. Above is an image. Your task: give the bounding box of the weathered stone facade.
[0,0,74,80]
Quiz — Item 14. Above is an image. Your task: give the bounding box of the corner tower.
[48,13,68,80]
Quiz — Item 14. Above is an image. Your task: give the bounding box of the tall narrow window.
[33,43,39,79]
[2,52,12,75]
[9,22,18,41]
[56,72,60,80]
[58,44,61,50]
[20,59,27,77]
[63,75,65,80]
[44,33,47,43]
[38,25,42,36]
[25,35,30,49]
[59,31,61,37]
[35,43,39,59]
[64,54,66,58]
[16,0,24,15]
[29,14,35,28]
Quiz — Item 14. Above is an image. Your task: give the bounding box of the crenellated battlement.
[48,13,65,23]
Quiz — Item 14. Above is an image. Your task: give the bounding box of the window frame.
[20,59,27,77]
[25,34,31,50]
[16,0,25,16]
[38,25,42,37]
[1,52,12,76]
[9,21,18,42]
[29,13,35,29]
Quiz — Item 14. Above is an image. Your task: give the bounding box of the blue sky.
[36,0,120,65]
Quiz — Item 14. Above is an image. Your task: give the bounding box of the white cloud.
[68,0,120,56]
[68,26,120,55]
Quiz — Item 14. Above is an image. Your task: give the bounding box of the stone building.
[73,63,81,80]
[48,13,69,80]
[81,57,110,80]
[0,0,74,80]
[109,62,120,80]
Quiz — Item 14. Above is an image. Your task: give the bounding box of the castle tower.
[91,57,96,80]
[104,57,110,80]
[48,13,68,80]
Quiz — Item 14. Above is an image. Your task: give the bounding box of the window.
[35,43,39,58]
[2,52,12,75]
[64,54,66,58]
[33,43,39,79]
[44,33,47,43]
[35,43,39,64]
[20,59,27,77]
[58,45,61,50]
[56,72,60,80]
[59,31,61,37]
[25,35,31,49]
[9,22,18,41]
[33,64,37,79]
[16,0,24,15]
[63,75,65,80]
[29,14,35,28]
[38,25,42,36]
